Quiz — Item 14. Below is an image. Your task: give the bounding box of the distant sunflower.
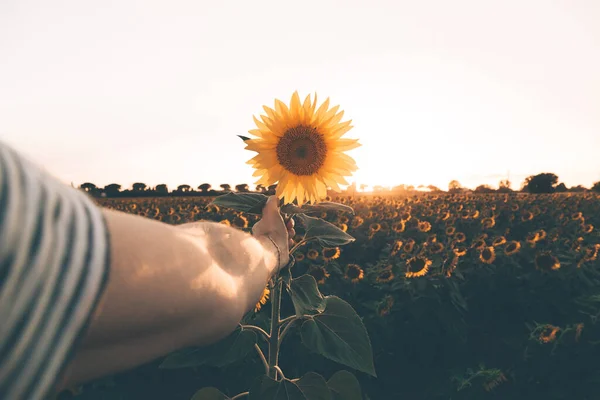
[322,247,341,262]
[416,221,431,232]
[375,267,395,284]
[535,253,560,271]
[405,256,432,278]
[472,239,487,250]
[481,217,495,229]
[232,215,249,228]
[307,249,319,260]
[429,242,445,254]
[370,223,381,232]
[479,246,496,264]
[521,211,534,221]
[583,224,594,234]
[453,246,467,257]
[377,295,395,317]
[220,219,231,226]
[337,223,348,232]
[295,252,305,262]
[455,232,467,243]
[309,265,330,284]
[504,240,521,256]
[391,240,404,256]
[255,285,270,312]
[539,325,560,344]
[392,221,406,233]
[445,226,456,236]
[345,263,365,283]
[492,236,507,247]
[351,216,364,228]
[245,92,360,205]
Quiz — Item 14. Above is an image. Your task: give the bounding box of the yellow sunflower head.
[245,92,360,205]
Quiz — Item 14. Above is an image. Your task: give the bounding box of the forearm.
[60,209,278,388]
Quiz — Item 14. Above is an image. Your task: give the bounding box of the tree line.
[78,173,600,198]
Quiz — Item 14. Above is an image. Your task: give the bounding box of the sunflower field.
[67,191,600,400]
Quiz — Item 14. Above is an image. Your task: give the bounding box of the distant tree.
[198,183,212,193]
[80,182,96,192]
[373,185,385,193]
[474,184,494,193]
[427,185,441,192]
[569,185,588,192]
[498,179,513,193]
[448,180,462,192]
[132,182,147,192]
[555,183,567,193]
[522,173,559,194]
[392,184,406,192]
[177,184,192,192]
[592,181,600,193]
[235,183,250,192]
[360,184,368,192]
[406,185,415,191]
[155,184,169,195]
[220,184,231,192]
[103,183,121,197]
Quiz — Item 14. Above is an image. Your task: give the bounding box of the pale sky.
[1,0,599,191]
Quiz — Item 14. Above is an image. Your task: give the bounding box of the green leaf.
[249,376,304,400]
[160,328,256,369]
[296,372,332,400]
[300,296,376,377]
[211,192,268,214]
[288,274,326,315]
[296,214,355,247]
[191,387,231,400]
[238,135,251,141]
[327,371,362,400]
[281,202,354,216]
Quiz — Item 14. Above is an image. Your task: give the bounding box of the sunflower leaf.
[296,214,355,247]
[191,387,231,400]
[238,135,251,141]
[160,328,256,369]
[288,274,326,316]
[300,296,376,377]
[249,374,331,400]
[211,192,268,214]
[327,371,362,400]
[281,202,354,215]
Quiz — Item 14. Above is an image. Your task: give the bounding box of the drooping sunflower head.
[245,92,360,205]
[345,263,365,283]
[504,240,521,256]
[535,252,561,271]
[255,285,270,312]
[308,265,330,284]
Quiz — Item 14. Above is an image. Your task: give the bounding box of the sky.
[1,0,599,191]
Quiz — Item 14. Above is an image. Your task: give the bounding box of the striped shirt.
[0,141,111,400]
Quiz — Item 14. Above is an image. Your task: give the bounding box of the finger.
[262,195,282,221]
[289,239,295,248]
[288,228,296,238]
[286,218,295,229]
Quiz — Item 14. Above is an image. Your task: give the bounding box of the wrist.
[257,235,281,273]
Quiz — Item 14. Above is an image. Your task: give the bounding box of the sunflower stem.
[254,343,269,376]
[240,324,270,342]
[268,277,283,380]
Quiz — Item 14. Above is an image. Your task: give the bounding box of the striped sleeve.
[0,141,111,400]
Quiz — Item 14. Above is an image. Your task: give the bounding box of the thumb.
[262,195,281,221]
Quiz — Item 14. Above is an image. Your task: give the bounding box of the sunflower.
[535,253,560,271]
[377,295,395,317]
[391,240,404,256]
[429,242,445,254]
[345,263,365,283]
[445,226,456,236]
[479,246,496,264]
[392,221,406,233]
[351,216,364,228]
[472,239,487,250]
[244,92,360,205]
[400,212,412,222]
[538,325,560,344]
[521,211,534,221]
[455,232,466,243]
[232,215,249,228]
[375,267,395,284]
[583,224,594,234]
[307,249,319,260]
[255,285,270,312]
[492,236,507,247]
[504,240,521,256]
[405,256,432,278]
[220,219,231,226]
[322,247,341,262]
[369,223,381,232]
[295,252,305,262]
[453,246,467,257]
[481,217,495,229]
[417,221,432,232]
[309,265,330,284]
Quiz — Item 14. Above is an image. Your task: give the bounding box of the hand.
[252,196,296,270]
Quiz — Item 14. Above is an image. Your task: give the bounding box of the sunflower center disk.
[276,126,327,176]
